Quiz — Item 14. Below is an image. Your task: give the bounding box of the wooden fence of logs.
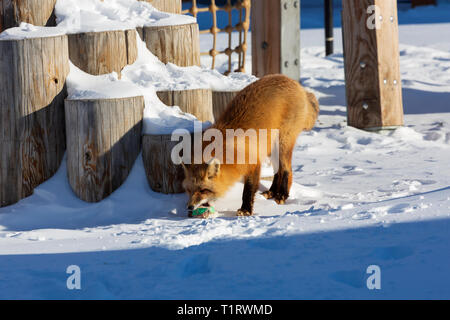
[0,0,243,207]
[0,33,69,207]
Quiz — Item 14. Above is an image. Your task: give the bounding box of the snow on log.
[142,134,185,194]
[157,89,214,123]
[212,90,239,121]
[140,0,182,14]
[68,29,138,77]
[137,23,200,67]
[0,0,56,32]
[65,96,144,203]
[0,34,69,207]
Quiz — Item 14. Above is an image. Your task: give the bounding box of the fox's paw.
[274,193,289,205]
[263,191,288,204]
[262,190,274,199]
[237,209,253,217]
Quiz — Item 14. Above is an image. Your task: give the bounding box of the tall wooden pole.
[251,0,300,81]
[342,0,404,130]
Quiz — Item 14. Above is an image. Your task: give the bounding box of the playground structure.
[182,0,251,74]
[0,0,406,207]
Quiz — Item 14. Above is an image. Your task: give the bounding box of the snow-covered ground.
[1,5,450,299]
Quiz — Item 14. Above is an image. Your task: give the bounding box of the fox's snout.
[182,160,221,213]
[186,192,210,210]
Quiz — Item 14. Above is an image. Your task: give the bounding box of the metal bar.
[324,0,334,56]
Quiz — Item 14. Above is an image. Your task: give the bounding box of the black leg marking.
[279,170,290,199]
[262,172,281,199]
[270,172,281,192]
[263,170,290,204]
[238,166,261,216]
[240,177,255,213]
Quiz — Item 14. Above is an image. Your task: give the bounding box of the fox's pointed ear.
[207,158,220,179]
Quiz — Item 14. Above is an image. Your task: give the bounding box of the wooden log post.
[0,0,57,32]
[157,89,214,123]
[65,96,145,203]
[141,0,182,14]
[212,90,239,121]
[342,0,404,130]
[0,34,69,207]
[68,30,138,77]
[137,23,200,67]
[251,0,300,80]
[142,134,185,194]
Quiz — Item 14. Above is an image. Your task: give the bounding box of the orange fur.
[182,74,319,216]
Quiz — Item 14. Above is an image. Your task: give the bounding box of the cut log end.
[65,96,145,203]
[68,29,138,77]
[137,23,200,67]
[0,34,69,207]
[157,89,214,123]
[0,0,57,32]
[141,0,182,14]
[143,134,185,194]
[212,90,239,121]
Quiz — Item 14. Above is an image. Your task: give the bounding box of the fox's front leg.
[237,165,261,216]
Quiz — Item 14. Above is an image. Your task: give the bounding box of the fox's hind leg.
[262,168,292,205]
[237,164,261,216]
[262,139,294,205]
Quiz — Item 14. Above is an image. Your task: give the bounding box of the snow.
[65,38,201,135]
[0,23,67,40]
[66,33,254,134]
[1,5,450,299]
[121,35,256,93]
[67,64,142,100]
[0,0,196,40]
[55,0,196,33]
[0,0,256,134]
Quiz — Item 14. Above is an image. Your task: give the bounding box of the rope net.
[182,0,251,75]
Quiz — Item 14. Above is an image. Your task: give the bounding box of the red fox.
[181,74,319,217]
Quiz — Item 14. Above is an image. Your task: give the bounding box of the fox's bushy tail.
[306,91,319,115]
[304,91,320,130]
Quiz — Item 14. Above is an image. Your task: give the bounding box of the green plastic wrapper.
[191,206,215,217]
